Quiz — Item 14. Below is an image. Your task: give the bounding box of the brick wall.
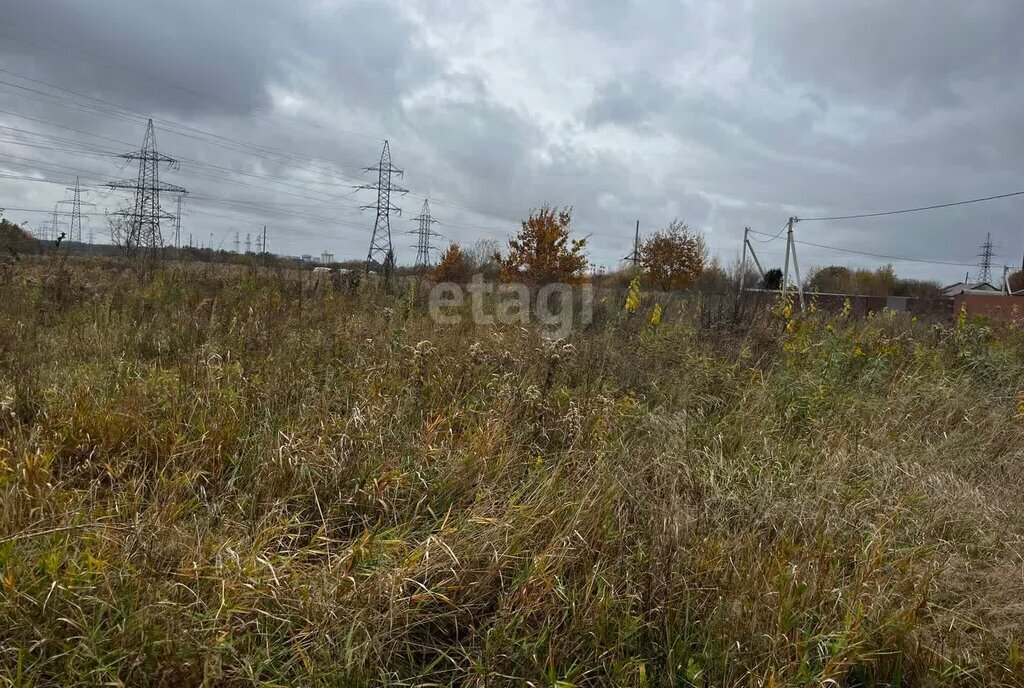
[953,294,1024,321]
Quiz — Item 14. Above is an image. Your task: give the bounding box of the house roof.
[941,281,1000,295]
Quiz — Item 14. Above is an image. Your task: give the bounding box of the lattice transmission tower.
[408,198,442,268]
[58,177,93,243]
[173,194,184,247]
[360,140,407,275]
[49,203,62,243]
[65,177,83,242]
[978,232,995,283]
[107,119,187,257]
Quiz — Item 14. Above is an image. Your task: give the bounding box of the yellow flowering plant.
[624,277,641,314]
[649,303,663,326]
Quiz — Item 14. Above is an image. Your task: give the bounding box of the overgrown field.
[2,257,1024,686]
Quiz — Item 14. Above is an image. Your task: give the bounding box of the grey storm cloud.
[1,0,285,117]
[1,0,1023,281]
[752,0,1024,112]
[585,74,674,128]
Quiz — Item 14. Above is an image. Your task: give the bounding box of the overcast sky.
[1,0,1023,281]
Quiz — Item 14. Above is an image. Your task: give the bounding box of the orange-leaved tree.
[497,205,588,284]
[640,219,706,291]
[430,243,472,283]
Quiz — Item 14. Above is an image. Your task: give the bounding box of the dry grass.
[1,256,1023,686]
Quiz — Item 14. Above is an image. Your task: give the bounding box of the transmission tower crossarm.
[118,151,179,164]
[106,179,187,194]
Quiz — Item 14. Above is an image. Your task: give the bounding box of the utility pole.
[782,219,792,301]
[408,198,441,268]
[360,140,407,278]
[740,227,766,280]
[782,217,805,314]
[233,231,240,254]
[624,219,641,267]
[107,119,187,258]
[978,232,995,284]
[246,232,251,254]
[736,226,768,310]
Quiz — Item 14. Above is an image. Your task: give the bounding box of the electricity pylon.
[107,119,187,258]
[173,194,184,247]
[58,177,93,243]
[978,232,995,284]
[360,140,407,276]
[408,198,442,268]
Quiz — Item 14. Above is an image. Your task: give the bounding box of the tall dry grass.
[1,257,1023,686]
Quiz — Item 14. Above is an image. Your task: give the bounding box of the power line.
[747,220,791,243]
[0,68,533,245]
[0,68,371,181]
[0,108,366,202]
[797,190,1024,222]
[0,145,365,215]
[0,25,386,144]
[0,206,107,215]
[0,75,598,258]
[748,228,978,268]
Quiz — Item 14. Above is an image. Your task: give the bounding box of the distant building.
[301,254,312,262]
[320,252,334,264]
[941,281,1001,297]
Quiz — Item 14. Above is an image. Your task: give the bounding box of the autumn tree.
[639,220,706,291]
[496,205,588,284]
[429,243,472,283]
